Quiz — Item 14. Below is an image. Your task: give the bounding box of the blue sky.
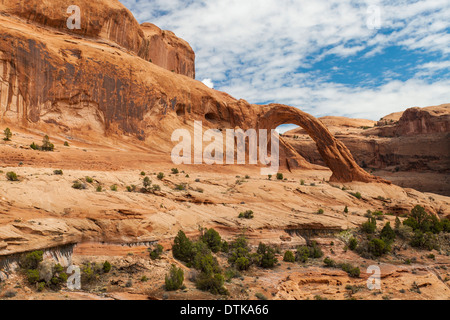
[119,0,450,124]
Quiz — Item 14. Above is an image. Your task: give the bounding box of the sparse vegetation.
[276,173,283,180]
[72,181,87,190]
[350,191,362,199]
[6,171,18,181]
[283,250,295,263]
[171,168,179,174]
[165,264,184,291]
[53,170,63,175]
[157,172,165,180]
[3,127,12,141]
[150,244,164,260]
[238,210,254,219]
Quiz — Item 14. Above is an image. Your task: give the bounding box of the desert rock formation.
[0,0,379,184]
[285,104,450,195]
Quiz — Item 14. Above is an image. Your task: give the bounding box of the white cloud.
[119,0,450,120]
[201,78,214,89]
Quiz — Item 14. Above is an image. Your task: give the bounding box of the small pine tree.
[41,135,54,151]
[165,265,184,291]
[3,128,12,141]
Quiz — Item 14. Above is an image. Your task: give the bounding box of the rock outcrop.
[0,0,380,183]
[285,104,450,195]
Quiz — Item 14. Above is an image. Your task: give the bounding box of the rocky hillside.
[285,104,450,195]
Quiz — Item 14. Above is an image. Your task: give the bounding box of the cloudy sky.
[120,0,449,123]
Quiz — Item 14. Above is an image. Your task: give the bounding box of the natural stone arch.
[257,104,387,183]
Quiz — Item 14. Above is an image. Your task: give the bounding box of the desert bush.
[96,186,102,192]
[72,181,86,190]
[150,244,164,260]
[339,263,360,278]
[368,238,389,257]
[172,231,194,263]
[140,171,146,176]
[404,205,447,235]
[103,261,112,273]
[53,170,63,175]
[317,209,324,215]
[3,127,12,141]
[255,292,268,300]
[165,265,184,291]
[126,185,136,192]
[361,217,377,234]
[195,272,228,295]
[238,210,254,219]
[41,135,54,151]
[201,228,222,253]
[344,206,349,213]
[171,168,179,174]
[348,237,358,251]
[283,250,295,263]
[257,243,278,268]
[26,269,40,284]
[85,176,93,183]
[157,172,165,180]
[276,173,284,180]
[110,184,118,191]
[6,171,18,181]
[323,257,337,268]
[64,141,70,147]
[295,241,323,263]
[380,222,396,243]
[350,192,362,199]
[21,251,43,269]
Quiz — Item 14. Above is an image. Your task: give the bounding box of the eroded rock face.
[284,105,450,194]
[0,0,378,183]
[139,23,195,79]
[0,0,195,78]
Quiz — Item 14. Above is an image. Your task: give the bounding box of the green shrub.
[368,238,389,257]
[349,237,358,251]
[3,127,12,141]
[380,222,396,243]
[165,265,184,291]
[140,171,146,176]
[6,171,18,181]
[110,184,118,191]
[72,181,86,190]
[238,210,254,219]
[172,231,193,263]
[255,292,268,300]
[283,250,295,263]
[64,141,70,147]
[103,261,112,273]
[339,263,360,278]
[30,142,39,150]
[201,228,222,253]
[350,192,362,199]
[171,168,179,174]
[27,269,40,284]
[257,243,278,268]
[150,244,164,260]
[175,184,186,191]
[22,251,43,269]
[41,135,54,151]
[344,206,349,213]
[323,257,336,268]
[361,217,377,234]
[157,172,165,180]
[37,282,46,292]
[53,170,63,175]
[276,173,284,180]
[295,242,323,263]
[143,177,151,189]
[96,186,102,192]
[126,185,136,192]
[195,272,228,295]
[403,205,447,235]
[317,209,324,215]
[85,176,94,183]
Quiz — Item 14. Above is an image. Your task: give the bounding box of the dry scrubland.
[0,126,449,300]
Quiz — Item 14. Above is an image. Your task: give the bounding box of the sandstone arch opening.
[258,104,383,183]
